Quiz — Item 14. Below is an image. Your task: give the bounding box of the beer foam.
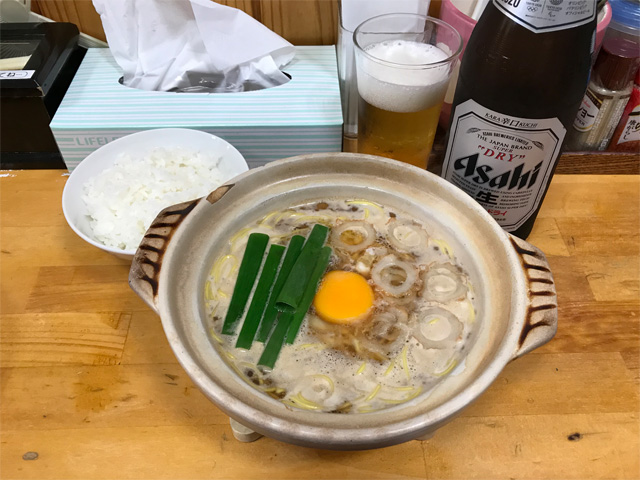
[366,40,449,68]
[357,40,452,113]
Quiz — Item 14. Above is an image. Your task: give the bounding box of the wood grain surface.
[31,0,442,45]
[1,171,639,479]
[555,152,640,175]
[32,0,107,43]
[31,0,339,45]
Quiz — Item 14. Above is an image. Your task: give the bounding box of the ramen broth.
[205,199,478,413]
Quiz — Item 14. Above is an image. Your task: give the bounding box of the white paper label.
[442,99,566,231]
[0,70,35,79]
[493,0,595,33]
[573,88,601,132]
[616,107,640,145]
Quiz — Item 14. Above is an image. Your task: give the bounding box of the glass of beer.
[354,14,462,169]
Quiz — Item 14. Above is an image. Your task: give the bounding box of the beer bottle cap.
[594,47,640,91]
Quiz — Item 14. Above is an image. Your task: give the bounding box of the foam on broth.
[204,198,479,414]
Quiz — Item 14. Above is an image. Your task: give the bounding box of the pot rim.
[148,153,536,448]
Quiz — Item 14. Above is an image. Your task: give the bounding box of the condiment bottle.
[430,0,596,240]
[565,0,640,151]
[609,69,640,152]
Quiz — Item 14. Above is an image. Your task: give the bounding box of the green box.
[52,47,343,170]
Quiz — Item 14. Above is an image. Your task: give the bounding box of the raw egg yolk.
[313,270,374,324]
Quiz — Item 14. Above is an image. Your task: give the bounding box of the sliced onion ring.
[363,307,410,353]
[422,263,467,303]
[371,255,417,297]
[412,307,463,349]
[331,221,376,252]
[387,220,429,253]
[295,374,335,403]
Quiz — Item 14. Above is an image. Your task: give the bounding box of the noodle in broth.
[205,199,478,413]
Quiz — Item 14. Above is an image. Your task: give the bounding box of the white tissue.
[92,0,295,92]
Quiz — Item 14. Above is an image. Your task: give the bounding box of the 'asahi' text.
[453,153,542,190]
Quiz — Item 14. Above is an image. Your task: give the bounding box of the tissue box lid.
[51,46,342,128]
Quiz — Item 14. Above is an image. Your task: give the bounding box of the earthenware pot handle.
[508,235,558,361]
[129,185,234,314]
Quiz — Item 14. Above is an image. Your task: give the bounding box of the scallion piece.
[275,224,329,313]
[286,246,332,344]
[221,233,269,335]
[258,312,294,369]
[258,246,332,368]
[235,244,286,349]
[256,235,305,342]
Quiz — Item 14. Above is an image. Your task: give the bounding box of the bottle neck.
[490,0,597,35]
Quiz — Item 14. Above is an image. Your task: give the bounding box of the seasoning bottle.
[431,0,596,240]
[565,0,640,151]
[608,69,640,152]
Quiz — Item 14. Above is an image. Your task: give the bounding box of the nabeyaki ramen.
[204,199,478,414]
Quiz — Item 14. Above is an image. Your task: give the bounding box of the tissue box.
[51,47,343,170]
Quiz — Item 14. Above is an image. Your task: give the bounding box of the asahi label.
[493,0,595,33]
[442,99,565,232]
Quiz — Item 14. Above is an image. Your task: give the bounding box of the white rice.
[82,147,226,251]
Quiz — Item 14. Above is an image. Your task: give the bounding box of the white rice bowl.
[83,148,227,251]
[62,129,248,260]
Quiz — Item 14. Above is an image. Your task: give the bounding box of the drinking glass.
[354,14,462,169]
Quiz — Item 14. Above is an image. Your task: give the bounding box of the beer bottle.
[434,0,597,239]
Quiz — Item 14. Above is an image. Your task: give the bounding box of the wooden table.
[1,170,638,479]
